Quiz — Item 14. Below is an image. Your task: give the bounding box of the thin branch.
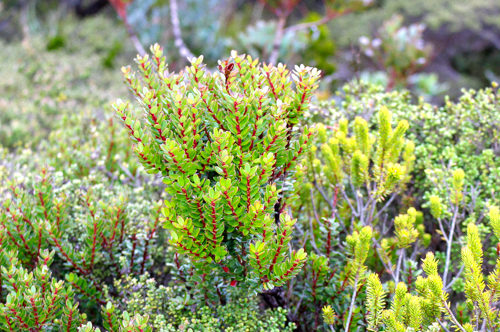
[285,16,331,34]
[437,319,451,332]
[268,14,287,64]
[371,193,397,223]
[340,187,358,218]
[373,238,396,282]
[170,0,194,60]
[442,299,468,332]
[124,22,146,57]
[445,264,464,291]
[109,0,146,56]
[285,9,353,34]
[309,189,322,255]
[437,217,449,243]
[344,273,359,332]
[312,181,334,210]
[443,204,459,284]
[394,248,405,284]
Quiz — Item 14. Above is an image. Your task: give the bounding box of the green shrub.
[115,45,321,299]
[100,273,295,331]
[315,81,499,206]
[363,205,500,332]
[289,106,423,329]
[0,250,87,330]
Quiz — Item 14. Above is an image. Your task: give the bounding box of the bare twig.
[371,193,397,223]
[437,217,449,242]
[109,0,146,56]
[169,0,194,60]
[445,264,464,291]
[437,319,451,332]
[344,273,359,332]
[124,20,146,56]
[394,248,405,284]
[340,187,358,218]
[442,299,468,332]
[373,238,396,282]
[312,181,333,210]
[268,14,287,64]
[443,204,459,284]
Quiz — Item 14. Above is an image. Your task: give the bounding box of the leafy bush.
[98,273,295,331]
[289,105,424,329]
[115,45,321,299]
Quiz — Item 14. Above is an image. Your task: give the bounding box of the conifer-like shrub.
[314,81,499,206]
[115,45,320,297]
[289,106,425,329]
[364,204,500,332]
[296,102,497,330]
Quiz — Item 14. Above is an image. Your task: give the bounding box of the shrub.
[364,205,500,331]
[291,100,496,330]
[314,81,499,207]
[289,106,423,329]
[115,45,321,299]
[0,168,163,309]
[0,250,87,330]
[101,273,295,331]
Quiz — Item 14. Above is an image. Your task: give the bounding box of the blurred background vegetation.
[1,0,499,151]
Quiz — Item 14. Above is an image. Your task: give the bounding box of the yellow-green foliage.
[361,209,500,332]
[322,305,336,326]
[429,195,443,219]
[490,206,500,239]
[462,223,495,328]
[346,226,372,283]
[366,273,386,331]
[394,207,419,248]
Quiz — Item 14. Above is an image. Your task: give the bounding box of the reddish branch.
[106,312,115,331]
[40,287,59,325]
[254,250,269,283]
[109,0,145,56]
[8,307,29,329]
[67,279,105,305]
[268,228,290,274]
[223,190,243,229]
[140,209,161,274]
[245,175,252,211]
[272,257,301,283]
[29,297,41,331]
[210,200,218,247]
[65,308,74,332]
[49,231,88,275]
